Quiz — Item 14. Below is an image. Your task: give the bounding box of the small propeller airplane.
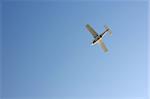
[86,24,112,52]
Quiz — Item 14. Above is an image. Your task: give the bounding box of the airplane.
[86,24,112,52]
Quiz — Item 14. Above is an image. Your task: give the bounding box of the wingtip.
[105,50,109,53]
[86,24,89,27]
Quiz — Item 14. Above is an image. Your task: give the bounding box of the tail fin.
[104,25,112,36]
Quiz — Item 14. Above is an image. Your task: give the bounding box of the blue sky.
[0,1,149,99]
[0,1,2,99]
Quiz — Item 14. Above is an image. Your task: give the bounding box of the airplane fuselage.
[91,29,109,45]
[86,24,112,52]
[91,35,102,45]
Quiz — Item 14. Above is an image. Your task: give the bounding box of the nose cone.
[91,43,95,46]
[91,41,97,46]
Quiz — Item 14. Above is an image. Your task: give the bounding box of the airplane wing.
[99,39,108,52]
[86,24,98,38]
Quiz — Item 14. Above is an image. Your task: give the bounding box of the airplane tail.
[104,25,112,36]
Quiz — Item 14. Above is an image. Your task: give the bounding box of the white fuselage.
[91,36,102,46]
[91,29,109,46]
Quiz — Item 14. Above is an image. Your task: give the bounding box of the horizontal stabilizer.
[104,25,112,36]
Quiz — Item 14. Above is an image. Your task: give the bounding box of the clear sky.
[1,1,148,99]
[0,1,2,99]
